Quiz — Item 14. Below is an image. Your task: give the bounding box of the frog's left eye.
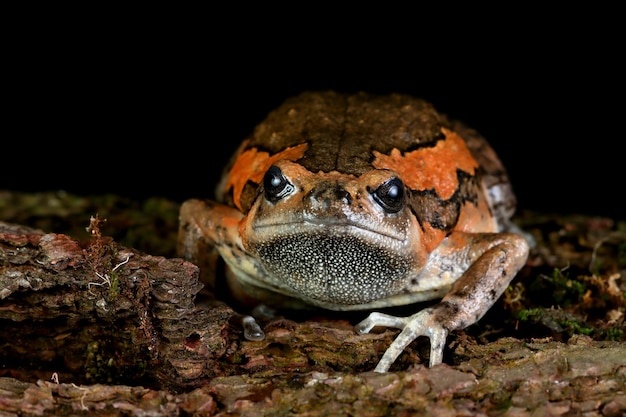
[263,166,295,203]
[372,177,405,213]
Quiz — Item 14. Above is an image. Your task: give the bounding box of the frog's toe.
[359,309,449,373]
[354,312,409,334]
[242,315,265,341]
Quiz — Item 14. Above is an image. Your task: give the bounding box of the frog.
[177,91,530,373]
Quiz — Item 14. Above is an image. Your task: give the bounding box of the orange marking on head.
[226,142,308,210]
[372,128,478,200]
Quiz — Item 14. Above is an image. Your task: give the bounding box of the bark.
[0,192,624,416]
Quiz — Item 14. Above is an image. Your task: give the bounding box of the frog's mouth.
[252,217,407,242]
[247,227,413,306]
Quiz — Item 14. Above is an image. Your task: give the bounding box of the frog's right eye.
[264,166,295,203]
[371,177,405,214]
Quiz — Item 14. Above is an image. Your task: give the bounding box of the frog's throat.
[246,230,416,306]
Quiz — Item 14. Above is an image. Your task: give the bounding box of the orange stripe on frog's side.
[226,141,309,211]
[455,191,498,233]
[371,128,478,200]
[420,221,447,254]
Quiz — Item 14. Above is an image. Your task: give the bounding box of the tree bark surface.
[0,193,624,416]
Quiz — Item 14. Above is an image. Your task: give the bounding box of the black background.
[3,13,623,220]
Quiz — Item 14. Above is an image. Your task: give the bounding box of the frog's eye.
[372,177,405,213]
[263,166,295,203]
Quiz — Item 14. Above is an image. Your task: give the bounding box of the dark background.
[3,15,623,221]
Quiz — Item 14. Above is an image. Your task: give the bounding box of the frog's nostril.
[334,188,352,205]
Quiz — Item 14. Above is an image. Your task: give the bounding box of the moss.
[108,271,120,298]
[601,328,625,341]
[514,308,545,322]
[547,268,587,306]
[556,319,593,336]
[84,340,117,384]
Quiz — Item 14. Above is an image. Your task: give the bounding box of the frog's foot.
[355,308,448,373]
[241,315,265,341]
[234,303,282,342]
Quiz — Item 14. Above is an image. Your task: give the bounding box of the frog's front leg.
[178,199,266,341]
[178,199,244,288]
[355,232,529,373]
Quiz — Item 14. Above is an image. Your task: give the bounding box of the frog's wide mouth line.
[252,219,406,242]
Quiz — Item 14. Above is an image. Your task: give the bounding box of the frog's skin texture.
[178,91,530,373]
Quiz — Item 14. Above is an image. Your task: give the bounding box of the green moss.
[545,268,587,307]
[514,308,544,322]
[557,319,593,336]
[603,328,625,342]
[108,271,120,298]
[84,340,116,384]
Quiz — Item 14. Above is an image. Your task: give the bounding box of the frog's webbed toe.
[241,315,265,341]
[355,308,448,373]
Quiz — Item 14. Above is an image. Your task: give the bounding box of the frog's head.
[239,160,426,307]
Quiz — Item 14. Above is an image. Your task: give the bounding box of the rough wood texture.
[0,192,625,416]
[0,338,624,416]
[0,219,215,390]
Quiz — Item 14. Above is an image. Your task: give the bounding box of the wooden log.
[0,219,232,392]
